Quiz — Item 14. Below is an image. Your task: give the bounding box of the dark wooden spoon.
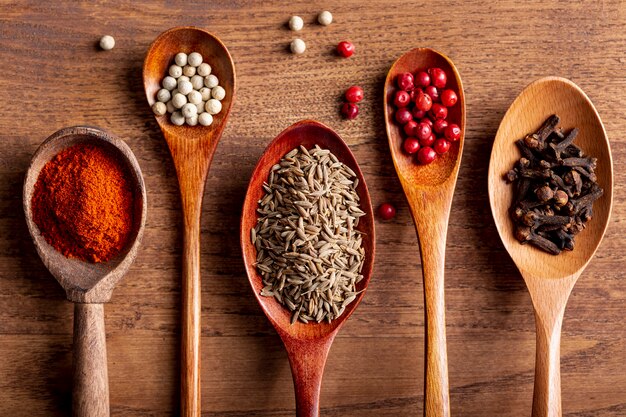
[384,48,465,417]
[143,26,236,417]
[240,120,375,417]
[23,126,147,417]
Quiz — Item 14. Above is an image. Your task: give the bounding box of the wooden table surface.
[1,1,624,416]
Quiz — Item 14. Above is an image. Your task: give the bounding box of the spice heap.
[32,143,134,263]
[504,114,603,255]
[251,146,366,324]
[152,51,226,127]
[390,68,461,165]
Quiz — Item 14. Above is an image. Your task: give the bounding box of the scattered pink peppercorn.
[421,117,433,128]
[433,118,448,134]
[337,41,355,58]
[444,123,461,141]
[434,138,451,154]
[345,85,364,103]
[415,122,432,141]
[396,72,414,91]
[419,133,435,148]
[395,108,413,124]
[415,71,430,87]
[394,90,411,108]
[425,85,439,102]
[403,120,418,136]
[415,90,433,112]
[403,138,420,154]
[412,108,426,119]
[428,67,447,88]
[341,102,359,119]
[378,203,396,220]
[440,89,458,107]
[417,146,437,165]
[430,103,448,120]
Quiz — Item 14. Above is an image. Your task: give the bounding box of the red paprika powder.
[31,143,134,263]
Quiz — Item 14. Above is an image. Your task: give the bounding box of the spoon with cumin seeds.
[241,120,375,417]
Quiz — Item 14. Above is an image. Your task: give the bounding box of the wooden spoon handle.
[284,338,333,417]
[72,303,109,417]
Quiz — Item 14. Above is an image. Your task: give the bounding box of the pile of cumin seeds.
[251,145,367,324]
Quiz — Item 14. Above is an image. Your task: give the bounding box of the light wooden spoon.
[240,120,375,417]
[143,27,236,417]
[384,48,465,417]
[23,126,147,417]
[488,77,613,417]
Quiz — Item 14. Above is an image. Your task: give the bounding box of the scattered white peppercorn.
[162,76,177,91]
[206,99,222,115]
[154,50,227,126]
[188,52,203,67]
[198,112,213,126]
[175,53,188,67]
[211,86,226,101]
[289,16,304,31]
[152,102,167,116]
[197,63,211,76]
[99,35,115,51]
[187,90,202,105]
[318,11,333,26]
[204,74,219,88]
[171,111,185,126]
[172,93,187,109]
[182,65,196,77]
[169,65,182,78]
[290,38,306,54]
[156,88,171,103]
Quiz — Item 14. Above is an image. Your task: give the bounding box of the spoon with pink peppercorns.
[384,47,465,417]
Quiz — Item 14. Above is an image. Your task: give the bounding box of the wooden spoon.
[240,120,375,417]
[488,77,613,417]
[23,126,147,417]
[384,48,465,417]
[143,27,236,417]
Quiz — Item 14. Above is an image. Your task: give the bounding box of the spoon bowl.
[23,125,147,417]
[241,120,375,417]
[384,48,465,417]
[488,77,613,416]
[144,26,236,417]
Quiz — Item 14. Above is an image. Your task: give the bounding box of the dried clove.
[505,114,603,255]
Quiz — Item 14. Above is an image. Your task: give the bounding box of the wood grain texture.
[489,77,614,417]
[0,1,625,416]
[384,48,466,417]
[240,120,375,417]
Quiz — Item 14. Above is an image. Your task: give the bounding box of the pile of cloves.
[504,114,603,255]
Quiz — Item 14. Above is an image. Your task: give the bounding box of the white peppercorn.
[171,88,179,97]
[199,87,212,101]
[211,85,226,101]
[169,65,182,78]
[182,65,196,77]
[197,63,211,76]
[99,35,115,50]
[171,111,185,126]
[186,115,198,126]
[198,112,213,126]
[289,16,304,31]
[172,93,187,109]
[152,101,167,116]
[178,80,193,95]
[166,100,176,114]
[204,74,219,88]
[162,76,177,91]
[318,11,333,26]
[177,75,190,84]
[182,103,198,118]
[290,38,306,54]
[187,90,202,105]
[195,101,205,114]
[190,75,204,90]
[156,88,171,103]
[188,52,203,67]
[206,99,222,115]
[175,52,188,67]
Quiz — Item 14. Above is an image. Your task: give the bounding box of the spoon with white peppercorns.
[143,26,236,417]
[489,77,613,417]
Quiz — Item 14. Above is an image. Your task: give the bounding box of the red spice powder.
[31,143,134,263]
